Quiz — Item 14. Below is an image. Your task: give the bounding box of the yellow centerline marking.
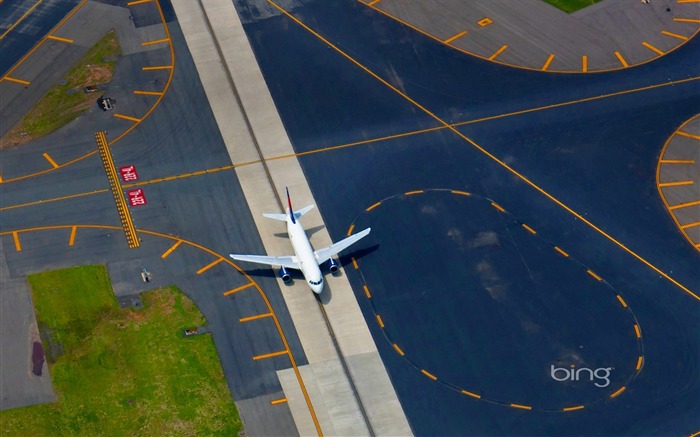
[443,30,468,44]
[42,153,59,168]
[376,314,385,328]
[582,55,588,73]
[127,0,152,5]
[659,180,694,187]
[133,90,163,96]
[586,269,602,281]
[141,37,169,46]
[521,223,537,235]
[0,0,43,40]
[270,398,288,405]
[642,41,664,55]
[461,390,481,399]
[223,282,255,296]
[239,313,273,323]
[614,51,629,68]
[562,405,584,412]
[12,231,21,251]
[161,240,182,258]
[114,113,141,122]
[3,76,30,85]
[47,35,73,44]
[676,130,700,140]
[661,30,689,40]
[670,199,700,210]
[660,159,694,164]
[616,295,628,308]
[510,403,532,410]
[68,226,77,246]
[252,350,288,361]
[634,324,641,338]
[488,45,508,61]
[363,285,371,298]
[610,387,626,398]
[421,369,438,381]
[366,201,381,211]
[392,343,405,356]
[636,356,643,371]
[196,258,224,275]
[541,54,555,71]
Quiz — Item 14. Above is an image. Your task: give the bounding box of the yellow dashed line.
[642,41,664,55]
[223,282,255,296]
[47,35,73,43]
[586,269,602,281]
[252,350,288,361]
[3,76,30,85]
[676,130,700,140]
[161,240,182,258]
[582,55,588,73]
[68,226,77,246]
[636,356,643,371]
[363,285,371,298]
[541,54,555,71]
[521,224,536,235]
[421,369,438,381]
[405,190,424,195]
[443,30,468,44]
[634,324,641,338]
[490,202,505,212]
[270,398,288,405]
[614,51,629,68]
[133,90,163,96]
[661,30,689,40]
[510,403,532,410]
[488,45,508,61]
[616,295,628,308]
[347,224,355,236]
[376,314,385,328]
[366,201,381,211]
[554,246,569,257]
[562,405,584,412]
[196,258,224,275]
[113,113,141,122]
[659,180,694,187]
[610,387,626,398]
[239,313,273,323]
[451,190,470,196]
[42,153,59,168]
[392,343,405,356]
[141,38,169,46]
[12,231,21,251]
[670,199,700,210]
[351,257,359,269]
[461,389,481,399]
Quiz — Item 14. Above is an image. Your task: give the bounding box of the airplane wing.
[314,227,371,264]
[229,254,299,270]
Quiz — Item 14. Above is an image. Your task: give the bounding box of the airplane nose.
[312,284,323,294]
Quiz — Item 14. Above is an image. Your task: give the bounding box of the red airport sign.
[119,165,139,182]
[127,189,147,207]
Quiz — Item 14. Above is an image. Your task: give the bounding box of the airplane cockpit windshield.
[309,278,323,286]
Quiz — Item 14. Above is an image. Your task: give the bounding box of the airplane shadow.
[273,224,326,240]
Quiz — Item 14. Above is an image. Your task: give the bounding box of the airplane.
[230,188,371,294]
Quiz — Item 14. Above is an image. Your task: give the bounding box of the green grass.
[0,265,241,436]
[541,0,603,13]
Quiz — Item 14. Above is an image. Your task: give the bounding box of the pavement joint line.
[94,131,139,248]
[47,35,74,44]
[42,152,59,168]
[161,240,182,258]
[196,257,224,274]
[223,282,255,296]
[239,313,273,323]
[661,30,689,40]
[252,350,288,361]
[0,0,43,41]
[68,226,77,246]
[266,0,700,299]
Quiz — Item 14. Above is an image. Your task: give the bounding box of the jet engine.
[328,258,339,273]
[279,266,291,282]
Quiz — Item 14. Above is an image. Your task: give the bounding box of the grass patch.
[0,265,241,436]
[0,30,121,148]
[540,0,603,13]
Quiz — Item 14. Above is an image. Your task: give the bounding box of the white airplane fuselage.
[287,217,324,293]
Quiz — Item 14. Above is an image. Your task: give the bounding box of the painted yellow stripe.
[660,180,694,187]
[366,201,381,211]
[347,224,355,236]
[114,113,141,122]
[563,405,584,412]
[405,190,424,195]
[521,224,536,235]
[461,389,481,399]
[541,54,555,71]
[642,41,664,55]
[614,51,628,68]
[443,30,468,44]
[678,0,700,2]
[634,324,641,338]
[142,65,173,71]
[421,369,438,381]
[510,403,532,410]
[636,356,643,371]
[587,269,602,281]
[660,159,694,164]
[676,130,700,140]
[133,90,163,96]
[488,45,508,61]
[610,386,626,398]
[681,221,700,230]
[239,313,273,323]
[392,343,405,356]
[161,240,182,258]
[368,0,382,5]
[582,55,588,73]
[68,226,77,246]
[12,231,21,251]
[670,199,700,210]
[616,295,628,308]
[3,76,30,85]
[196,258,224,275]
[42,153,59,168]
[0,0,43,40]
[363,285,371,298]
[351,257,359,269]
[141,38,169,46]
[0,174,3,183]
[674,18,700,23]
[270,398,288,405]
[127,0,151,5]
[661,30,688,40]
[252,350,288,361]
[223,282,255,296]
[490,202,505,212]
[376,314,384,328]
[451,190,470,196]
[47,35,73,43]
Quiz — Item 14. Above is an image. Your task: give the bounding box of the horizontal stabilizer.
[229,253,299,270]
[315,227,371,264]
[262,213,289,221]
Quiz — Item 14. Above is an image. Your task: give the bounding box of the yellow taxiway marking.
[68,226,77,246]
[351,257,359,269]
[113,113,141,122]
[490,202,505,213]
[634,324,641,338]
[563,405,584,412]
[366,201,381,211]
[674,18,700,23]
[421,369,438,381]
[678,0,700,2]
[270,398,288,405]
[443,30,468,44]
[12,232,21,251]
[461,390,481,399]
[42,153,59,168]
[0,0,43,40]
[659,180,694,187]
[392,343,405,356]
[161,240,182,258]
[614,51,629,67]
[636,356,643,371]
[587,269,602,281]
[660,159,694,164]
[554,246,570,258]
[0,174,3,183]
[127,0,152,5]
[0,189,109,212]
[681,221,700,230]
[521,223,537,235]
[2,76,30,85]
[477,17,493,27]
[488,45,508,61]
[661,30,689,40]
[141,38,169,46]
[368,0,382,6]
[541,54,555,71]
[510,403,532,411]
[670,199,700,210]
[363,285,371,298]
[239,313,273,323]
[252,350,288,361]
[405,190,424,195]
[582,55,588,72]
[133,90,163,96]
[616,295,628,308]
[196,258,224,275]
[676,130,700,140]
[142,65,173,71]
[47,35,73,44]
[223,282,255,296]
[347,223,355,236]
[642,41,664,55]
[451,190,470,196]
[376,314,385,328]
[610,387,626,398]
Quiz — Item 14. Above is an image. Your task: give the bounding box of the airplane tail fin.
[262,187,314,222]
